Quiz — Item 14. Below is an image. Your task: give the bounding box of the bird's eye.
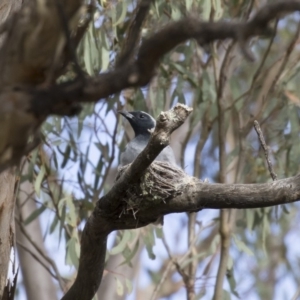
[139,114,145,119]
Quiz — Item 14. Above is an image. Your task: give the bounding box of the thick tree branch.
[61,103,192,300]
[100,104,193,212]
[1,1,300,171]
[62,165,300,300]
[0,1,298,299]
[33,1,300,112]
[62,104,300,300]
[162,174,300,211]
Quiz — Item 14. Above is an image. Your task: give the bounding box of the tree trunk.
[0,169,16,298]
[0,1,24,297]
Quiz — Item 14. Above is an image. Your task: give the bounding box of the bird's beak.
[118,111,134,120]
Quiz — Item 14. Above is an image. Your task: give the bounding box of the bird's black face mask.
[119,111,156,136]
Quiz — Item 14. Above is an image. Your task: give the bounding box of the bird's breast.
[120,136,177,167]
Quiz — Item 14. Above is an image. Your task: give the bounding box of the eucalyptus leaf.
[232,234,254,256]
[120,240,140,266]
[24,205,47,226]
[34,165,46,197]
[66,237,80,268]
[115,277,124,296]
[110,231,131,255]
[113,0,127,27]
[143,229,156,260]
[125,278,132,294]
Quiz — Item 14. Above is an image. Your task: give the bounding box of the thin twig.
[251,20,279,87]
[29,1,300,119]
[213,36,237,300]
[15,217,66,291]
[187,213,197,300]
[149,260,173,300]
[116,0,153,68]
[193,110,212,179]
[150,225,202,300]
[17,241,59,280]
[97,111,119,197]
[270,21,300,92]
[253,120,277,181]
[241,21,300,137]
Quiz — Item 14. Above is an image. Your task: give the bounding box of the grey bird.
[119,110,177,226]
[119,111,177,167]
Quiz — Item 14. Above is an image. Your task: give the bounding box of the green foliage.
[18,0,300,299]
[109,231,132,255]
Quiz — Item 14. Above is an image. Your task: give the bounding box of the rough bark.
[0,1,299,299]
[0,1,300,172]
[61,104,300,300]
[0,170,16,299]
[62,163,300,300]
[0,0,86,172]
[0,1,22,299]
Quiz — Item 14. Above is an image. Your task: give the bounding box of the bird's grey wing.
[120,139,147,166]
[121,138,177,166]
